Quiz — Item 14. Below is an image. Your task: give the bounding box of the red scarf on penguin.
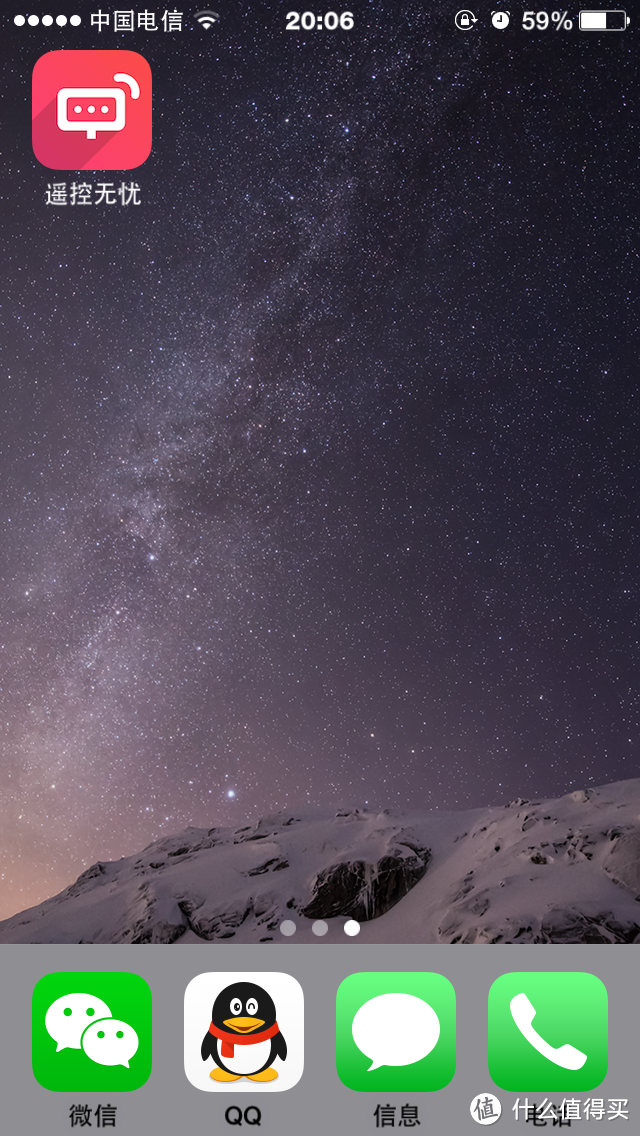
[209,1020,280,1059]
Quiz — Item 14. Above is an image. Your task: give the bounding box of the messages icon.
[336,973,455,1092]
[32,972,151,1092]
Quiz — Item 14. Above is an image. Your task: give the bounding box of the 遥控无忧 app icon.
[488,972,608,1092]
[336,972,456,1092]
[32,972,152,1092]
[32,50,152,170]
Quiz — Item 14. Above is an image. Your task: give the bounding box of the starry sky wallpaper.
[0,2,637,919]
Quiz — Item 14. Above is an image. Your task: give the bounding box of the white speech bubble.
[352,992,440,1071]
[82,1018,139,1068]
[45,993,113,1052]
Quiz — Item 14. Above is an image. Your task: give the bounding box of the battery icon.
[579,10,629,28]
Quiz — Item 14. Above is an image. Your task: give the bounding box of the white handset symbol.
[510,993,587,1070]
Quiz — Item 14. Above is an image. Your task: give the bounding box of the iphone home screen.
[1,2,637,1132]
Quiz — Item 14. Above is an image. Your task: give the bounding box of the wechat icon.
[33,972,152,1092]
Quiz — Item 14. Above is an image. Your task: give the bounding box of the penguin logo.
[201,982,287,1083]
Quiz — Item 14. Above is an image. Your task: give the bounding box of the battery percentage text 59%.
[523,10,573,28]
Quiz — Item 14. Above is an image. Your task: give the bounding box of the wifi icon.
[194,9,220,27]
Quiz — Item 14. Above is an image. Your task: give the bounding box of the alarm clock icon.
[491,11,510,27]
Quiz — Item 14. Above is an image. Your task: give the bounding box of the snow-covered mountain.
[3,779,640,944]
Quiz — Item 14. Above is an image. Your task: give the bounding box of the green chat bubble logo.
[336,972,456,1093]
[352,992,440,1071]
[32,972,151,1093]
[45,993,112,1052]
[82,1018,139,1068]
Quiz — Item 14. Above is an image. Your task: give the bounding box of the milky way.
[1,3,638,917]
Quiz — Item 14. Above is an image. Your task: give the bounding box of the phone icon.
[510,992,586,1070]
[488,973,607,1092]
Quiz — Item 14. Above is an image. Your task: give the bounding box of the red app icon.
[32,51,152,170]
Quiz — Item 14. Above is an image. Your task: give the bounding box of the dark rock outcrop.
[537,908,640,944]
[301,837,430,920]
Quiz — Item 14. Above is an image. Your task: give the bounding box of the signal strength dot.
[14,13,81,25]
